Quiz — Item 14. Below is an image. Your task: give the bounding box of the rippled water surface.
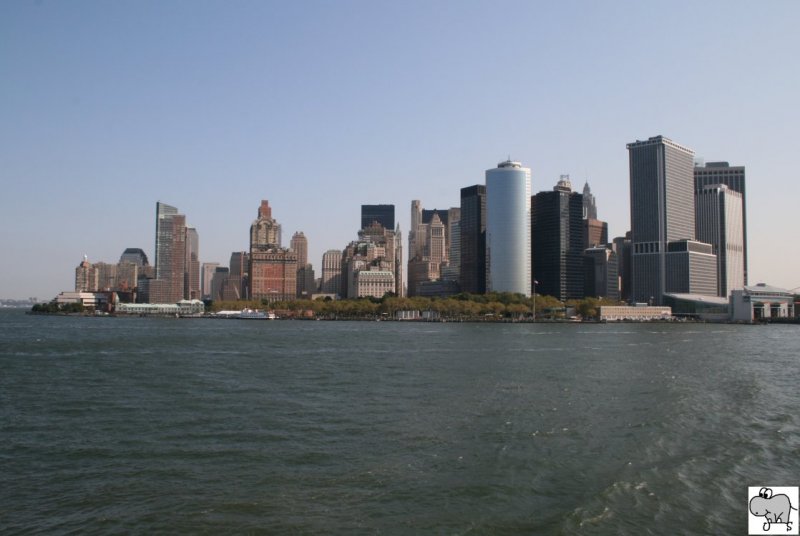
[1,309,798,534]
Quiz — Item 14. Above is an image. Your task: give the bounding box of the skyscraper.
[75,256,97,292]
[486,159,532,296]
[695,184,744,297]
[249,200,297,302]
[291,231,315,298]
[627,136,703,304]
[584,246,620,300]
[409,200,422,259]
[154,201,188,303]
[531,176,585,301]
[250,200,281,247]
[694,162,747,284]
[201,262,220,299]
[360,204,395,230]
[184,228,200,300]
[119,248,149,267]
[407,201,457,296]
[321,249,343,296]
[459,185,486,294]
[582,182,598,220]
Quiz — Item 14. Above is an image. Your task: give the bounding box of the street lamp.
[532,280,538,323]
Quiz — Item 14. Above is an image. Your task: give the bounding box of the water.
[1,309,798,534]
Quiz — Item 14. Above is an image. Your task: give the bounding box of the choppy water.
[1,309,798,534]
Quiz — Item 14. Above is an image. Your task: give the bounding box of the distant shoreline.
[22,310,799,325]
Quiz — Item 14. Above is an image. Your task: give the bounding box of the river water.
[1,309,798,534]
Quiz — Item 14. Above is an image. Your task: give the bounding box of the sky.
[1,0,799,300]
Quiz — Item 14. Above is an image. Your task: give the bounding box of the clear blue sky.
[1,0,798,300]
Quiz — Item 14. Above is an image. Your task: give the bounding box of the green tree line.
[31,302,85,314]
[208,293,622,321]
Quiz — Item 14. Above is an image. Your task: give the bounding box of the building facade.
[584,247,620,300]
[201,262,220,299]
[184,228,200,300]
[154,201,188,303]
[249,200,297,302]
[460,184,487,294]
[321,249,343,296]
[695,184,745,297]
[694,161,747,284]
[486,160,532,296]
[361,204,395,231]
[731,284,795,322]
[291,231,315,298]
[628,136,702,305]
[531,176,584,301]
[664,240,717,297]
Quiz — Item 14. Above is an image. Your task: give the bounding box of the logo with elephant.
[749,486,799,535]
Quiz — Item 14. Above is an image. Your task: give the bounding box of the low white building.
[56,291,113,310]
[599,305,672,322]
[730,284,795,322]
[115,299,205,316]
[354,270,395,299]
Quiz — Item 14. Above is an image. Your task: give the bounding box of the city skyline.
[2,2,799,299]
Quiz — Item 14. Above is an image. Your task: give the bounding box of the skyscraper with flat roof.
[531,176,584,301]
[486,160,532,296]
[627,136,698,304]
[459,185,486,294]
[361,204,395,230]
[184,228,200,300]
[154,201,188,303]
[694,162,747,285]
[695,184,744,297]
[321,249,343,296]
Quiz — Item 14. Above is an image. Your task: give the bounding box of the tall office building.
[459,185,487,294]
[584,246,620,300]
[184,228,200,300]
[628,136,712,305]
[291,231,315,298]
[409,200,422,259]
[249,200,297,302]
[75,256,98,292]
[486,160,532,296]
[220,251,249,301]
[341,221,402,298]
[250,200,281,247]
[210,267,229,301]
[120,248,149,267]
[531,176,584,301]
[290,232,308,266]
[694,162,747,284]
[321,249,343,296]
[442,207,461,282]
[407,201,459,295]
[612,233,633,302]
[361,204,395,230]
[201,262,220,299]
[695,184,744,297]
[154,201,188,303]
[582,182,598,220]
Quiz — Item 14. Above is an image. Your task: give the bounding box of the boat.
[238,308,276,320]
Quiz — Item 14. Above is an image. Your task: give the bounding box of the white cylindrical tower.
[486,159,532,296]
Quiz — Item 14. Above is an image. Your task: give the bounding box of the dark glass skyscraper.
[459,185,486,294]
[360,204,395,230]
[531,177,585,301]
